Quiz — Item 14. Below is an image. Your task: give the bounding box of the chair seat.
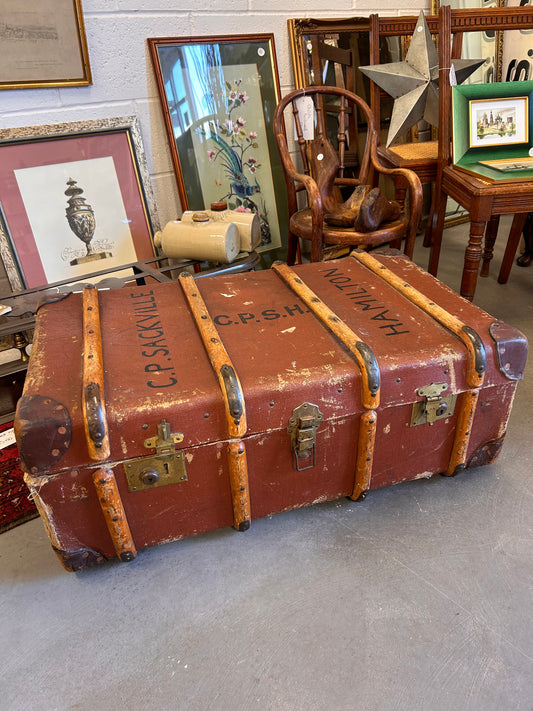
[385,141,439,162]
[377,141,439,182]
[290,208,407,247]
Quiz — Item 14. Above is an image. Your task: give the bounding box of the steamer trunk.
[15,252,527,570]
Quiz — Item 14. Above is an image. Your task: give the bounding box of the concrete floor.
[1,218,532,711]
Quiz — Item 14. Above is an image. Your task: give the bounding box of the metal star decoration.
[359,11,486,146]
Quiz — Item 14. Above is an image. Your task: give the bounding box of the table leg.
[428,190,448,277]
[460,220,485,301]
[498,213,528,284]
[517,212,533,268]
[480,215,500,277]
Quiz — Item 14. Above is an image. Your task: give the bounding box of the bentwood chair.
[273,86,422,264]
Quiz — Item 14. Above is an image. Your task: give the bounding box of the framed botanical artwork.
[0,116,158,290]
[148,33,287,262]
[0,0,92,89]
[469,95,529,147]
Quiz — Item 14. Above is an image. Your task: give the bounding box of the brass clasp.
[410,383,457,427]
[124,420,187,492]
[287,403,324,471]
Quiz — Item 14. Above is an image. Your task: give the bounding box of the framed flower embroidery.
[149,34,287,262]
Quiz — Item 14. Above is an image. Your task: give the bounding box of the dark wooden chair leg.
[480,215,500,277]
[389,237,402,250]
[517,212,533,267]
[287,232,299,266]
[428,189,448,276]
[460,220,486,301]
[498,213,528,284]
[423,184,436,248]
[389,181,407,251]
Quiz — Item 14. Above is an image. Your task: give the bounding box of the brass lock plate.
[124,453,188,492]
[124,419,187,492]
[287,402,324,471]
[410,382,457,427]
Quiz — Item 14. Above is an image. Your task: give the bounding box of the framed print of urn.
[0,116,158,289]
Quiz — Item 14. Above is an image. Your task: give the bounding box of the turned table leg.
[460,220,485,301]
[480,215,500,277]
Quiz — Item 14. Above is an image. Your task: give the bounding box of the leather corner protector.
[15,394,72,475]
[52,546,107,572]
[489,321,528,381]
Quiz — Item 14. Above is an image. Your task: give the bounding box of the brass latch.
[410,383,457,427]
[287,402,324,471]
[124,420,187,492]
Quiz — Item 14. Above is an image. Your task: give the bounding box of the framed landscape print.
[0,116,158,289]
[469,95,529,147]
[149,33,287,262]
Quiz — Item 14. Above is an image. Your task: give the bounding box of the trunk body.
[15,252,527,571]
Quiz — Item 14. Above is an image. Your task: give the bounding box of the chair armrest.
[369,133,423,259]
[275,131,325,216]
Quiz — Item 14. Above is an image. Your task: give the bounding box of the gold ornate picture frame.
[287,17,370,90]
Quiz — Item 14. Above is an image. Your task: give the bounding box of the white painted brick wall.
[0,1,428,229]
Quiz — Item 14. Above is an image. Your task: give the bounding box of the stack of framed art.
[452,80,533,182]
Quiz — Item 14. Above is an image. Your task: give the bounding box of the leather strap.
[179,273,251,531]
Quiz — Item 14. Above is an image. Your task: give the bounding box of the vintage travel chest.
[15,251,527,571]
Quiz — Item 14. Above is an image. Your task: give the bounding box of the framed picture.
[469,95,529,147]
[0,116,158,290]
[478,156,533,171]
[0,207,24,292]
[0,0,92,90]
[287,17,370,90]
[148,34,287,260]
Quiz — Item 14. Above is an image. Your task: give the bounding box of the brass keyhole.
[140,468,159,485]
[435,401,448,417]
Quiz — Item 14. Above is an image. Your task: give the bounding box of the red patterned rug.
[0,421,38,533]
